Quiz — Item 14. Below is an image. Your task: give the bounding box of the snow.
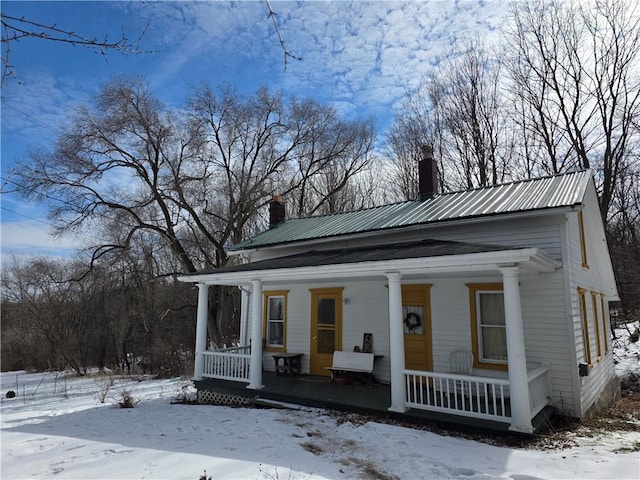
[614,321,640,381]
[2,325,639,480]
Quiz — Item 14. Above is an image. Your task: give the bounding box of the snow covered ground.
[2,324,639,480]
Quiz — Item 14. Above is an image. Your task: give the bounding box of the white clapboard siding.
[240,207,616,418]
[564,199,617,417]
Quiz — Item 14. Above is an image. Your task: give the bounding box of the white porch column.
[239,287,250,346]
[500,266,533,433]
[193,283,209,381]
[387,272,407,413]
[247,279,264,390]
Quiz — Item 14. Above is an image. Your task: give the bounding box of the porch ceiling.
[178,239,561,286]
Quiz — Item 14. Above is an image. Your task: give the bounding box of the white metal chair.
[448,348,474,397]
[448,348,474,375]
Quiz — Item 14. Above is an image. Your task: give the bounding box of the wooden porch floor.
[194,372,554,434]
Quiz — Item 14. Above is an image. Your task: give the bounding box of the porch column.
[239,287,250,346]
[500,266,533,433]
[193,283,209,381]
[387,272,407,413]
[247,279,264,390]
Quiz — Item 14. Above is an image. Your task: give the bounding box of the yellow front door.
[402,284,433,371]
[309,288,343,376]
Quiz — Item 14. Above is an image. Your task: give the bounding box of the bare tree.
[1,257,97,375]
[431,37,514,189]
[504,0,640,221]
[13,77,376,345]
[1,13,147,86]
[264,0,302,70]
[385,85,442,201]
[284,98,376,216]
[386,37,512,198]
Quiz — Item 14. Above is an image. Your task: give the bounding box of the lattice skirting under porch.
[197,389,252,407]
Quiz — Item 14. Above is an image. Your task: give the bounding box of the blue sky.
[1,1,506,258]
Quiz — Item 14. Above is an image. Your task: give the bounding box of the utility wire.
[1,175,80,211]
[0,206,51,225]
[2,102,64,135]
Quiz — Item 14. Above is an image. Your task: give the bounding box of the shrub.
[111,384,141,409]
[94,373,116,404]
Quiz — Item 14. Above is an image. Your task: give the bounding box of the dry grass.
[300,442,324,455]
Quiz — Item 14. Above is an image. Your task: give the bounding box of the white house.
[179,151,620,434]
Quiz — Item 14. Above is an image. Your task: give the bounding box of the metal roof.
[196,239,520,276]
[231,169,591,251]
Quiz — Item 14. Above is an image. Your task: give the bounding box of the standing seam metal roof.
[231,170,591,251]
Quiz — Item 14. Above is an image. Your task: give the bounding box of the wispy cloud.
[0,219,85,258]
[1,0,509,258]
[2,71,91,164]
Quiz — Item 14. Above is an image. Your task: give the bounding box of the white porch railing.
[527,363,551,418]
[202,345,251,383]
[405,364,552,424]
[405,370,511,422]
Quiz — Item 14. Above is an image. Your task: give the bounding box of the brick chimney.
[418,145,438,200]
[269,195,285,228]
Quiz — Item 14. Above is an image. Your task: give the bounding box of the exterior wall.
[244,205,617,418]
[563,193,618,417]
[258,280,391,378]
[253,270,575,413]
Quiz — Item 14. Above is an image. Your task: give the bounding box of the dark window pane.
[479,293,505,326]
[268,322,284,346]
[268,297,283,321]
[318,298,335,325]
[481,326,507,361]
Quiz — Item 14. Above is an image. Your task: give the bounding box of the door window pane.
[318,298,335,325]
[317,330,335,354]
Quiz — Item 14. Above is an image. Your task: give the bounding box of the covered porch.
[194,370,554,433]
[179,240,561,434]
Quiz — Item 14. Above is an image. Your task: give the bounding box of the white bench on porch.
[326,351,375,383]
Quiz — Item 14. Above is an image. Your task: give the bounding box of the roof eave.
[178,248,561,285]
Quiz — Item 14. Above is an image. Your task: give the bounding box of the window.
[263,291,288,352]
[578,287,592,366]
[578,210,589,269]
[591,291,602,361]
[467,283,507,371]
[600,294,610,355]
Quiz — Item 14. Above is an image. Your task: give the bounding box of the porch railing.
[202,345,251,383]
[405,364,552,423]
[404,369,511,423]
[527,363,551,418]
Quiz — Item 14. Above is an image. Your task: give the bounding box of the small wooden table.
[272,353,303,376]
